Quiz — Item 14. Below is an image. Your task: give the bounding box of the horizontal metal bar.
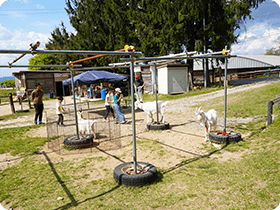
[68,64,157,71]
[120,54,236,61]
[0,64,82,68]
[0,49,142,55]
[70,66,129,71]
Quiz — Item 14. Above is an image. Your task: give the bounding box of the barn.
[13,70,73,97]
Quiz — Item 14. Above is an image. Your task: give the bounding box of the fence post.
[8,93,15,114]
[267,100,273,125]
[28,94,32,109]
[277,94,280,111]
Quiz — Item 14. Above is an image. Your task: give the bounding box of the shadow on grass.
[164,143,228,174]
[0,152,42,163]
[42,151,78,208]
[42,151,121,210]
[134,135,229,184]
[54,185,121,210]
[169,120,197,128]
[96,147,126,163]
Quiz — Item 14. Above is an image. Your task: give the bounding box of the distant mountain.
[0,76,14,82]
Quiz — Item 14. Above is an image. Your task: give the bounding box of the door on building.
[56,81,63,96]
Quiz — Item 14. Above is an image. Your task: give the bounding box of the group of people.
[30,74,146,126]
[103,75,145,124]
[31,83,66,126]
[103,87,127,124]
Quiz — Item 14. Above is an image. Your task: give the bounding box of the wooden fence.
[267,94,280,125]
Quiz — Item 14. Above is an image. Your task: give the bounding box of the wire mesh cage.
[46,108,121,155]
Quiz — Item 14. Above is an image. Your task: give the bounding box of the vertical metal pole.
[130,58,137,174]
[154,65,159,124]
[8,93,15,113]
[204,59,207,89]
[223,57,228,133]
[128,80,130,106]
[203,16,207,89]
[70,70,79,139]
[62,84,65,96]
[187,67,189,92]
[20,97,23,110]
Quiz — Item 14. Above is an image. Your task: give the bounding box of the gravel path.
[1,77,279,129]
[168,77,280,112]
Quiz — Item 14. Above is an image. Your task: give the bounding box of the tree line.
[29,0,266,85]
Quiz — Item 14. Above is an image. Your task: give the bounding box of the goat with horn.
[194,107,217,142]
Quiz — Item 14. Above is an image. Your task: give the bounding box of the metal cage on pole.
[120,51,236,134]
[0,47,142,162]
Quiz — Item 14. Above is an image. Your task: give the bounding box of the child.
[103,89,115,122]
[114,88,127,124]
[56,96,66,126]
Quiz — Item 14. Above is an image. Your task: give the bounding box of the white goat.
[77,111,97,138]
[135,101,168,124]
[194,107,217,142]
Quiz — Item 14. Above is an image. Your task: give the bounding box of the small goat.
[194,107,217,142]
[77,111,97,138]
[135,100,168,124]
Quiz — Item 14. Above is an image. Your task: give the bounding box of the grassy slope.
[0,82,280,209]
[0,125,48,155]
[195,81,280,118]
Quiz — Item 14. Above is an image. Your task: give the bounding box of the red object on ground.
[222,132,227,136]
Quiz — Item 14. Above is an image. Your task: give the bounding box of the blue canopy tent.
[62,70,128,86]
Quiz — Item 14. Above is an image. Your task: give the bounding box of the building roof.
[194,55,280,70]
[12,70,69,75]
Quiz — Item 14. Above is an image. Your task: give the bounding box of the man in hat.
[31,83,44,124]
[134,75,145,102]
[56,96,66,126]
[114,88,127,124]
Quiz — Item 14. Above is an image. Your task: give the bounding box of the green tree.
[266,45,280,55]
[1,80,15,87]
[31,0,266,86]
[63,0,138,66]
[28,54,57,70]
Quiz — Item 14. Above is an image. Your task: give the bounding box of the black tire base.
[63,134,94,149]
[15,109,29,113]
[147,123,170,130]
[209,130,242,144]
[114,162,157,186]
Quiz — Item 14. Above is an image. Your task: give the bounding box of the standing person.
[103,89,115,122]
[31,83,44,124]
[56,96,66,126]
[114,88,127,124]
[134,75,145,102]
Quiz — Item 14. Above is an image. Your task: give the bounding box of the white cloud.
[35,22,51,27]
[0,24,13,40]
[273,0,280,7]
[36,4,44,9]
[15,0,29,3]
[231,24,280,55]
[0,0,9,8]
[0,24,51,77]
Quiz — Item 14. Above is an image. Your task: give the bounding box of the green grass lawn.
[0,117,279,209]
[0,89,16,97]
[0,82,280,209]
[0,125,48,155]
[0,109,35,121]
[124,83,233,102]
[194,81,280,118]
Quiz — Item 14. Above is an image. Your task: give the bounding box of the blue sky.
[0,0,280,77]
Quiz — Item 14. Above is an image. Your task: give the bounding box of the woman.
[103,89,115,122]
[114,88,127,124]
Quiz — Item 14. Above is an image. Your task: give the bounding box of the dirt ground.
[1,78,280,178]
